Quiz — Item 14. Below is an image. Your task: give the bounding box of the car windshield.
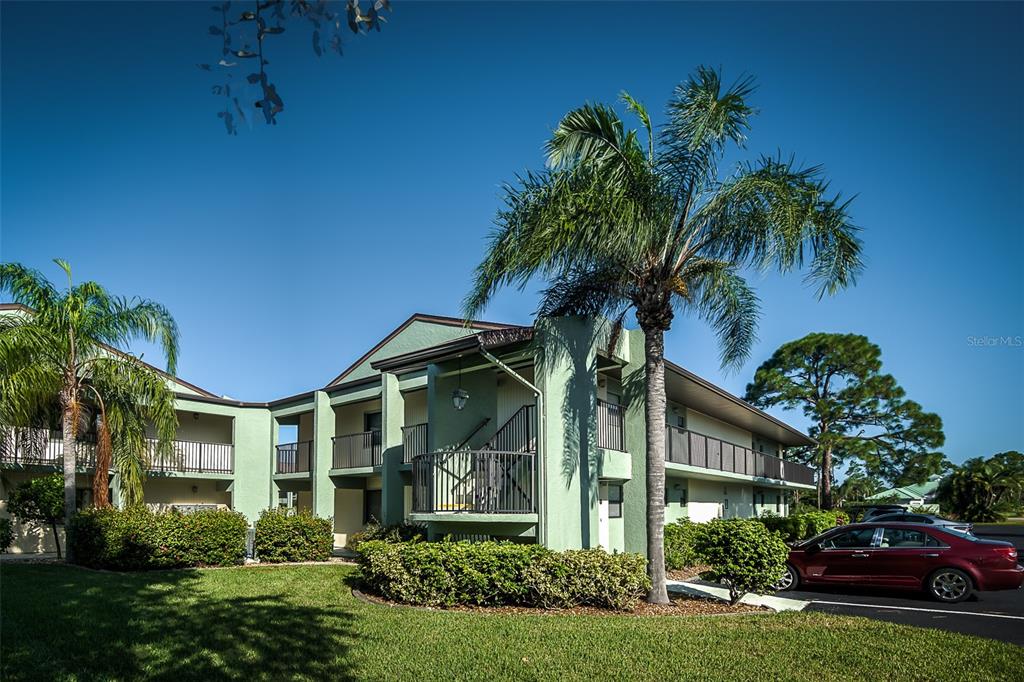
[941,526,980,540]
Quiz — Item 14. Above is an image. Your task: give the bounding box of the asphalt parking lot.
[788,526,1024,646]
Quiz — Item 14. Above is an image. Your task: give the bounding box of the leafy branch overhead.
[199,0,392,134]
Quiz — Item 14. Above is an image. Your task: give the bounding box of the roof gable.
[326,314,512,386]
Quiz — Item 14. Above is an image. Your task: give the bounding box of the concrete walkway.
[666,579,808,612]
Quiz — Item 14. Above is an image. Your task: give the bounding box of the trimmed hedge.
[758,510,848,542]
[254,509,333,563]
[347,520,427,552]
[664,518,701,571]
[691,518,789,604]
[68,507,247,570]
[357,540,649,610]
[0,517,12,553]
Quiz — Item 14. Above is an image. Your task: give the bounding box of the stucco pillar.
[536,316,599,551]
[621,328,649,556]
[312,390,335,519]
[380,372,405,525]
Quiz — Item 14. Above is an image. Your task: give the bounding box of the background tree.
[833,466,883,507]
[464,67,862,603]
[201,0,392,134]
[0,261,180,554]
[7,473,65,558]
[937,451,1023,522]
[745,332,945,509]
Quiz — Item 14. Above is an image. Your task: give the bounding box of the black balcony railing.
[0,428,234,474]
[276,440,313,474]
[665,425,816,486]
[332,431,382,469]
[412,450,535,514]
[401,423,428,464]
[596,399,625,451]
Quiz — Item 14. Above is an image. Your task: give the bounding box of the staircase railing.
[412,450,535,513]
[483,404,537,453]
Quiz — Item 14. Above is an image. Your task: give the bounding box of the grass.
[1,563,1020,681]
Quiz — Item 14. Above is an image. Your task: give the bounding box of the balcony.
[1,428,234,474]
[665,425,816,486]
[412,450,536,514]
[596,399,625,451]
[276,440,313,474]
[332,431,381,470]
[401,423,428,464]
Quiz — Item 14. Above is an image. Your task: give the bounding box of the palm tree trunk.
[61,408,76,562]
[642,327,670,604]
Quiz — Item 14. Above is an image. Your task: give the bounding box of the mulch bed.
[667,564,712,582]
[352,588,767,617]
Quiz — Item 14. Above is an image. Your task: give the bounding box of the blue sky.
[1,2,1021,472]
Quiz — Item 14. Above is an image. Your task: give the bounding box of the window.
[821,528,876,549]
[776,495,781,513]
[608,485,623,518]
[879,527,943,548]
[364,489,382,524]
[364,411,382,432]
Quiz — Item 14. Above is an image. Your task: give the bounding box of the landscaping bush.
[8,473,64,558]
[347,520,427,551]
[664,518,701,571]
[0,517,12,553]
[356,540,649,610]
[758,509,848,543]
[691,518,789,604]
[254,508,333,563]
[526,548,650,610]
[68,507,247,570]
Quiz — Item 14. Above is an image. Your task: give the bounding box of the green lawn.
[1,563,1019,681]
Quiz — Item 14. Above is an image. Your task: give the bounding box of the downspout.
[478,346,546,547]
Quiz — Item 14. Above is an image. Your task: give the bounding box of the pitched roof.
[867,476,943,501]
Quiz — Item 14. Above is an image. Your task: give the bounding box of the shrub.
[526,548,650,610]
[68,506,247,570]
[691,518,789,604]
[357,540,649,610]
[347,520,427,551]
[758,510,847,543]
[254,509,333,563]
[0,517,12,553]
[664,518,701,570]
[7,474,64,558]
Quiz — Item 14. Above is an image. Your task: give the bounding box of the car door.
[869,526,949,588]
[804,527,880,584]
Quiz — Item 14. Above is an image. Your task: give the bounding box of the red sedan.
[776,522,1023,603]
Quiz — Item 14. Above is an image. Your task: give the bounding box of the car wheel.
[774,564,799,592]
[928,568,973,603]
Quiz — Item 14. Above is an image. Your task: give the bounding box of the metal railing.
[147,439,234,474]
[332,430,382,469]
[412,450,536,514]
[276,440,313,474]
[0,427,234,473]
[664,425,816,485]
[484,404,537,453]
[596,399,625,451]
[401,423,428,464]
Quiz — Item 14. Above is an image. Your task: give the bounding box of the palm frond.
[680,260,760,370]
[0,263,58,311]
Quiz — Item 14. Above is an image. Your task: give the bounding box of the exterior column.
[109,472,121,508]
[312,390,334,519]
[380,372,405,525]
[621,328,649,556]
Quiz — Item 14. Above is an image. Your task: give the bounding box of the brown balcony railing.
[1,428,233,474]
[276,440,313,474]
[332,430,382,469]
[401,423,428,464]
[596,399,625,451]
[665,425,816,485]
[412,450,535,514]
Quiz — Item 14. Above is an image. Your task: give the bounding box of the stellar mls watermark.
[966,335,1023,347]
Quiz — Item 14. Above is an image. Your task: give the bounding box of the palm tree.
[464,67,863,603]
[0,260,179,556]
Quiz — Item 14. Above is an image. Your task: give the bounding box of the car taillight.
[992,546,1018,562]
